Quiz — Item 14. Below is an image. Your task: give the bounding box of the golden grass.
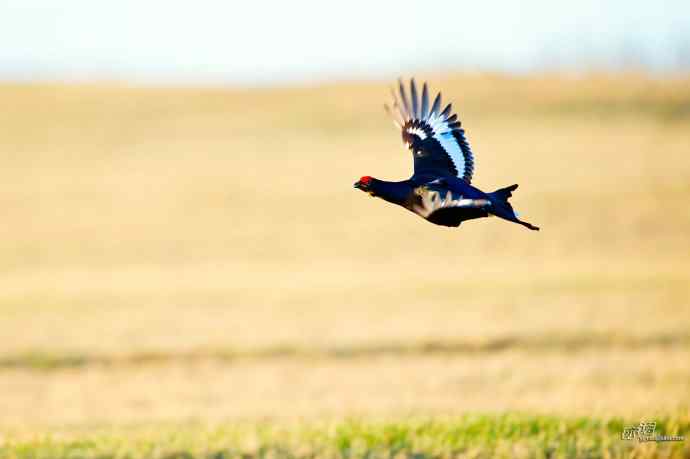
[0,74,689,429]
[2,348,690,428]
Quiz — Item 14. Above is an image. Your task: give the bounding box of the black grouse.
[354,79,540,231]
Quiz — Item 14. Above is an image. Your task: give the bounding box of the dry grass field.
[0,74,689,457]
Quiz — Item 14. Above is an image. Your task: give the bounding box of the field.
[0,74,689,458]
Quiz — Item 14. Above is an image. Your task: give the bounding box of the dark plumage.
[355,79,539,231]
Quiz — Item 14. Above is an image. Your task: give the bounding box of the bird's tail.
[488,184,540,231]
[490,184,519,203]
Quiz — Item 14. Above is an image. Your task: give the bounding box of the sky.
[1,0,689,85]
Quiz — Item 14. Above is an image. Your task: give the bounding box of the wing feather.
[420,83,429,119]
[383,104,402,128]
[385,79,476,183]
[398,79,411,119]
[440,103,452,117]
[410,79,419,119]
[430,92,441,117]
[389,88,404,123]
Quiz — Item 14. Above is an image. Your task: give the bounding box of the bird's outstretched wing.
[385,79,475,183]
[408,184,490,227]
[410,185,489,218]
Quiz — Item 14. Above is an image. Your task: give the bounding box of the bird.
[354,78,540,231]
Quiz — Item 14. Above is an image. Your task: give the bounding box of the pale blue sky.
[1,0,689,85]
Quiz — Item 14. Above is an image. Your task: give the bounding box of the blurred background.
[1,0,689,430]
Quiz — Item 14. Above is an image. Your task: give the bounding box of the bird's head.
[353,175,375,195]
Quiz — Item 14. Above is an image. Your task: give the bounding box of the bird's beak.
[353,181,362,189]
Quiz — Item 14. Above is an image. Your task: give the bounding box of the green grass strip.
[1,414,688,459]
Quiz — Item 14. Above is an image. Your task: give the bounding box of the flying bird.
[354,79,540,231]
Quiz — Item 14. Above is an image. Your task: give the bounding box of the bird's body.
[354,79,539,231]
